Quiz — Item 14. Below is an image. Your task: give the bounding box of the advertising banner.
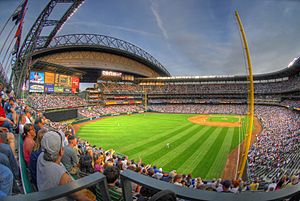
[59,75,71,87]
[29,72,44,84]
[105,101,117,105]
[64,88,71,93]
[71,77,80,94]
[29,84,44,93]
[71,77,79,88]
[54,86,64,93]
[45,72,55,84]
[44,84,54,93]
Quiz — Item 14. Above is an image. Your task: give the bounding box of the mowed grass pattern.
[77,113,246,179]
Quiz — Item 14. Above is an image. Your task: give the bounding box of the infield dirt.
[188,115,242,127]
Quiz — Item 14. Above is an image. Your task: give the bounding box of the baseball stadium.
[0,1,299,201]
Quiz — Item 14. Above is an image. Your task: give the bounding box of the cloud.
[150,1,169,40]
[153,0,300,76]
[2,0,297,77]
[67,20,160,38]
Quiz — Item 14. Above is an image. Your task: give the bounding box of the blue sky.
[1,0,300,77]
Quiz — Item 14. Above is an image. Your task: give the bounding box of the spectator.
[0,163,13,198]
[33,117,44,134]
[24,109,33,124]
[287,175,299,187]
[36,131,92,200]
[79,149,94,174]
[0,127,16,156]
[18,114,27,134]
[94,153,104,173]
[249,180,259,191]
[173,174,183,186]
[23,124,36,166]
[153,168,163,180]
[221,180,232,193]
[0,96,14,132]
[0,143,20,181]
[29,128,47,187]
[103,166,124,201]
[4,98,17,125]
[61,135,79,177]
[230,180,240,193]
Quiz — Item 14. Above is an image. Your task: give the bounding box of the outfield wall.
[44,108,78,121]
[72,110,145,125]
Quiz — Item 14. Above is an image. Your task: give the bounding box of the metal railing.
[120,170,300,201]
[3,172,111,201]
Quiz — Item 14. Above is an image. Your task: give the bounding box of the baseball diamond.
[76,113,252,179]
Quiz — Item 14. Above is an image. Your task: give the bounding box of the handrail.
[3,172,111,201]
[120,170,300,201]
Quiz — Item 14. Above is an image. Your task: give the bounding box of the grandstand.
[0,0,299,200]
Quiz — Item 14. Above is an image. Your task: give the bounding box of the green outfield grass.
[77,113,247,179]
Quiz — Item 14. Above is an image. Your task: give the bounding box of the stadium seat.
[18,134,35,194]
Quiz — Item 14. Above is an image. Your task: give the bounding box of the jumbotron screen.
[29,70,79,93]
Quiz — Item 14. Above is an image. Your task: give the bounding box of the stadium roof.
[137,63,300,82]
[32,34,171,77]
[31,60,86,77]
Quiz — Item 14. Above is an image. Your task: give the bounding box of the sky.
[0,0,300,77]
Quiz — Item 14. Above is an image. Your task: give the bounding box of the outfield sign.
[54,86,64,93]
[44,84,54,93]
[29,72,44,84]
[29,84,44,93]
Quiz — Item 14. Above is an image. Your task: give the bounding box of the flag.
[14,17,23,38]
[12,0,28,25]
[12,0,28,55]
[12,35,21,55]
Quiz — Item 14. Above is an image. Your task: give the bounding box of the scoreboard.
[29,71,79,93]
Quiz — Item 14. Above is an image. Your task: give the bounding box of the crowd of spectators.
[0,83,84,198]
[101,82,143,94]
[78,105,143,118]
[281,100,300,108]
[149,99,247,104]
[0,84,27,197]
[27,94,87,110]
[149,104,247,114]
[95,76,300,96]
[145,76,300,95]
[248,106,300,180]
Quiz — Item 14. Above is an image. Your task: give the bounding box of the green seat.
[19,134,35,194]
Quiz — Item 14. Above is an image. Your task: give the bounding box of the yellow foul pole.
[235,10,255,179]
